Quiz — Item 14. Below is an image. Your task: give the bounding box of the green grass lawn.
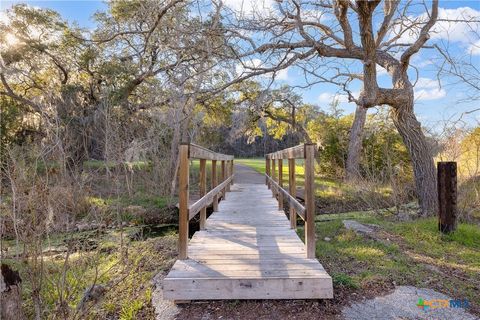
[235,157,347,192]
[235,158,394,213]
[301,212,480,314]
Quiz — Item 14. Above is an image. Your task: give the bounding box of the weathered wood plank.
[212,160,218,212]
[199,159,207,230]
[178,144,189,260]
[278,159,284,210]
[304,144,316,259]
[163,277,333,300]
[265,175,305,219]
[189,176,233,220]
[288,158,297,229]
[438,161,457,233]
[164,182,332,300]
[189,143,233,161]
[266,144,305,160]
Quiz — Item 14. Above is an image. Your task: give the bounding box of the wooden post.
[212,160,218,211]
[199,159,207,230]
[304,144,316,259]
[226,160,231,192]
[178,143,189,259]
[278,158,284,210]
[288,158,297,229]
[266,157,271,188]
[222,160,226,199]
[271,159,276,197]
[230,160,234,185]
[438,162,457,233]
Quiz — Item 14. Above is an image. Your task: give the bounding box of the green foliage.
[332,273,359,289]
[0,97,22,162]
[307,102,351,176]
[362,109,412,180]
[119,299,143,320]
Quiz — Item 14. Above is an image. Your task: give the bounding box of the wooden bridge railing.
[178,143,234,259]
[265,144,317,258]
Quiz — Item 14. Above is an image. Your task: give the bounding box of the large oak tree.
[222,0,440,215]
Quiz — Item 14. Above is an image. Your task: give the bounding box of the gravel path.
[233,164,265,184]
[342,286,478,320]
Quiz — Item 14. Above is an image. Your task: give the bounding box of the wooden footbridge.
[164,143,333,301]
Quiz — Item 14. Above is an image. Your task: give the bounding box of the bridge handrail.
[265,175,306,220]
[178,142,234,259]
[265,143,317,258]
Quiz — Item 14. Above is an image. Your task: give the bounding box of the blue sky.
[1,0,479,130]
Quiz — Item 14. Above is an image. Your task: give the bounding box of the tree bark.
[391,102,438,216]
[346,104,367,180]
[1,264,25,320]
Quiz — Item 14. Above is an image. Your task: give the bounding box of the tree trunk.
[391,102,438,216]
[346,104,367,180]
[1,264,25,320]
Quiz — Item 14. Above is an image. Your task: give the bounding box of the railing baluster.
[199,158,207,230]
[226,160,231,192]
[266,157,271,189]
[264,143,317,259]
[176,143,234,259]
[212,160,218,211]
[288,158,296,229]
[278,158,284,210]
[178,143,190,260]
[271,159,276,197]
[230,160,234,185]
[304,144,316,259]
[221,160,226,199]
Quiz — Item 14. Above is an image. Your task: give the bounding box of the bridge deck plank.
[164,183,333,300]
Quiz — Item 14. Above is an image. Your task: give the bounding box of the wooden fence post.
[304,144,316,259]
[221,160,226,199]
[438,162,457,233]
[230,160,234,185]
[212,160,218,211]
[199,159,207,230]
[178,143,189,259]
[278,159,284,210]
[266,157,271,188]
[288,158,296,229]
[226,160,231,192]
[271,159,276,197]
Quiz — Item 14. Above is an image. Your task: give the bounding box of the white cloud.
[469,39,480,55]
[388,6,480,53]
[414,77,446,101]
[415,77,439,89]
[318,91,359,104]
[300,9,333,23]
[415,88,446,101]
[223,0,275,17]
[433,7,480,43]
[276,68,288,80]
